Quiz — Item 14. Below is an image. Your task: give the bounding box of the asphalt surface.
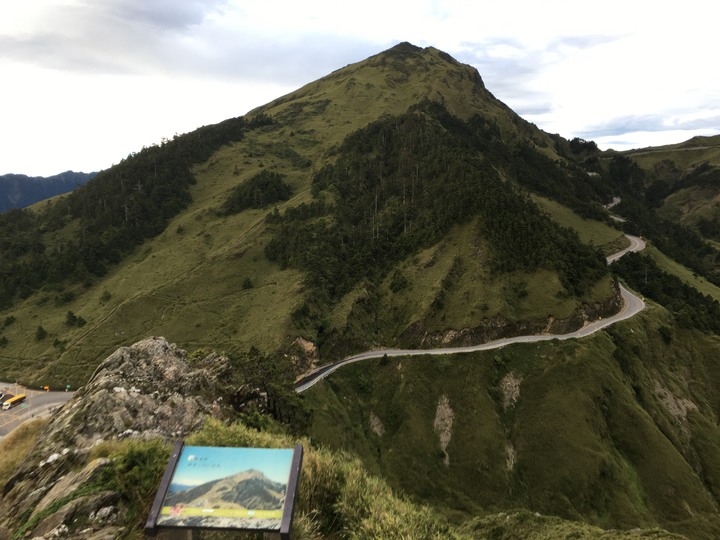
[295,234,647,393]
[0,382,75,438]
[605,234,646,264]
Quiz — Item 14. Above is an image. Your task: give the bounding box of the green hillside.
[624,135,720,170]
[0,408,685,539]
[0,43,619,387]
[306,306,720,539]
[1,41,719,539]
[621,135,720,254]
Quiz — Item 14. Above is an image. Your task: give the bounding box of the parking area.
[0,382,74,437]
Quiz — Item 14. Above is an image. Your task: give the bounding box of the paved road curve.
[606,234,645,264]
[0,382,75,438]
[295,234,646,393]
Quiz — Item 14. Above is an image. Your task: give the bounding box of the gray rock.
[91,506,117,524]
[0,337,238,538]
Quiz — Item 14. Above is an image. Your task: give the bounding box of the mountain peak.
[385,41,424,55]
[252,42,500,148]
[380,41,464,67]
[368,41,483,86]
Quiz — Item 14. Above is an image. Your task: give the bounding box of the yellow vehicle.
[2,394,26,410]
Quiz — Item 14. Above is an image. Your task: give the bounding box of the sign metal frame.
[145,441,303,540]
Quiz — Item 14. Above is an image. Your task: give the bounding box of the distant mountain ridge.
[0,170,96,212]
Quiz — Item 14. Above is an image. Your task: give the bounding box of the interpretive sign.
[146,441,303,539]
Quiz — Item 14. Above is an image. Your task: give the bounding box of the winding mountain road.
[606,234,645,264]
[295,234,646,393]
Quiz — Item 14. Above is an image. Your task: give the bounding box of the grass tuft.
[0,418,47,488]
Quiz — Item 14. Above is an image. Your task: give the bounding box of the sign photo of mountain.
[154,445,296,531]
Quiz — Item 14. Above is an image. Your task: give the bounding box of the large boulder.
[0,337,236,539]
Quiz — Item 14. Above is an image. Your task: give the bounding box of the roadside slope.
[296,234,645,392]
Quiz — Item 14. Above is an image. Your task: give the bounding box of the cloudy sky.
[1,0,718,176]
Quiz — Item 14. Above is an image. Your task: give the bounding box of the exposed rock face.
[369,412,385,437]
[289,337,318,375]
[0,337,237,539]
[433,395,454,467]
[499,372,522,411]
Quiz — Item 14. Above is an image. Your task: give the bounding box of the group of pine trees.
[265,101,609,315]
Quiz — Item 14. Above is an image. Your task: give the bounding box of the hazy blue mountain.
[0,170,96,212]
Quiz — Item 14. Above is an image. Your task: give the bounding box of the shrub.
[65,311,86,327]
[221,171,293,215]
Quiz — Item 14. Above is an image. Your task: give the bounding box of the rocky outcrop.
[433,395,454,467]
[288,337,319,375]
[0,337,240,539]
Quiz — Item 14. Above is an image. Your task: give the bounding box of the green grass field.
[532,195,628,255]
[0,418,47,488]
[643,245,720,302]
[624,135,720,170]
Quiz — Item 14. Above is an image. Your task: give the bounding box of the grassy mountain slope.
[643,245,720,302]
[0,42,717,540]
[0,43,618,387]
[306,305,720,539]
[0,412,684,539]
[625,135,720,170]
[251,42,560,155]
[622,135,720,249]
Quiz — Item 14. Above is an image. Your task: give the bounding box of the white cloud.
[0,0,718,175]
[0,62,293,175]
